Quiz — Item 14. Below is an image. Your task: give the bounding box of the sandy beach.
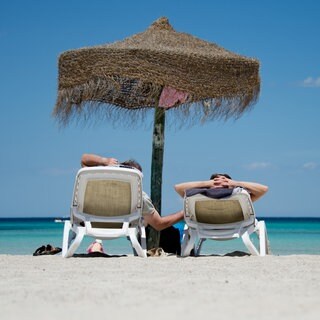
[0,254,319,320]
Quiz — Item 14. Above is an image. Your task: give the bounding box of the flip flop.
[45,244,62,255]
[147,247,168,257]
[33,245,46,256]
[33,244,62,256]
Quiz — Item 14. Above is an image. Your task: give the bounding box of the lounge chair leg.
[181,228,196,257]
[62,225,85,258]
[194,238,205,256]
[140,226,147,257]
[62,220,72,258]
[68,228,85,257]
[128,229,147,258]
[181,228,189,256]
[62,221,78,258]
[242,231,259,256]
[258,221,269,256]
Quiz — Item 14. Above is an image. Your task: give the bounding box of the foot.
[87,241,104,253]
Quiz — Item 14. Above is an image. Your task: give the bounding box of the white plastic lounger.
[181,187,269,257]
[62,166,147,258]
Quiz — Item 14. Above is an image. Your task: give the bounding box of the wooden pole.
[147,105,165,249]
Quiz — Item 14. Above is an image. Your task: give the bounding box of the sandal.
[45,244,62,255]
[33,245,46,256]
[33,244,62,256]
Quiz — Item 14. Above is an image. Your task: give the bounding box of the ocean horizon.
[0,217,319,256]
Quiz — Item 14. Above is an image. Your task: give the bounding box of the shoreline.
[1,254,319,320]
[1,216,320,219]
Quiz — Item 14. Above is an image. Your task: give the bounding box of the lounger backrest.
[73,167,143,218]
[83,180,131,216]
[185,189,255,224]
[195,199,244,224]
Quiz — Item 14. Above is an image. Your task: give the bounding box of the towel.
[185,187,234,198]
[159,86,189,109]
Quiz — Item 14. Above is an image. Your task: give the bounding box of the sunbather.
[81,153,184,231]
[174,173,268,202]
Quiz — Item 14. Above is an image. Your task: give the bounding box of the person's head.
[120,159,142,172]
[210,173,232,180]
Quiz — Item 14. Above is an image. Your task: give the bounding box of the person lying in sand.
[81,153,184,231]
[174,173,268,202]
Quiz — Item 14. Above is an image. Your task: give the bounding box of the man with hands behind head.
[175,173,268,202]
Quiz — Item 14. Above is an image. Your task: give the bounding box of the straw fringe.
[53,75,259,128]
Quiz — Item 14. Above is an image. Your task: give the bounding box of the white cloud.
[303,162,318,170]
[245,162,271,170]
[301,77,320,87]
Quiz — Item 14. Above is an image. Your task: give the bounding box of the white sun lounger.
[181,187,269,256]
[62,166,147,258]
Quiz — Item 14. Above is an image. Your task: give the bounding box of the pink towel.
[159,86,189,109]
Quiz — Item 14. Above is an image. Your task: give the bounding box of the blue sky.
[1,0,319,218]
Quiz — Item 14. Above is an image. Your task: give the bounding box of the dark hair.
[120,159,142,172]
[210,173,232,180]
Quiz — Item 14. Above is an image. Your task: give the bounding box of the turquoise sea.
[0,218,319,255]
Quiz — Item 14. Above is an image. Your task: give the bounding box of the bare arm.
[231,180,268,202]
[210,176,268,202]
[174,180,214,197]
[143,210,184,231]
[81,153,118,167]
[175,177,268,202]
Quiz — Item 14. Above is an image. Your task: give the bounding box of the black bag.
[159,226,181,255]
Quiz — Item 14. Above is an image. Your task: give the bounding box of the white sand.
[0,254,319,320]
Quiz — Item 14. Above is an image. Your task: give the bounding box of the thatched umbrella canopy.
[54,17,260,248]
[55,17,259,123]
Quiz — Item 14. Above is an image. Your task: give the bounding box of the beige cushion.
[83,180,131,228]
[195,199,244,224]
[84,180,131,215]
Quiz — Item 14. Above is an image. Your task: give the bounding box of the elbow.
[154,225,164,232]
[150,223,163,232]
[252,185,269,202]
[153,221,168,231]
[152,220,171,232]
[81,154,90,167]
[174,184,184,197]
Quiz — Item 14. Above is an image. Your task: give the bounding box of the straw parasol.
[53,17,260,248]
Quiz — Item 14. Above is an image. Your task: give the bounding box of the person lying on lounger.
[81,153,184,231]
[174,173,268,202]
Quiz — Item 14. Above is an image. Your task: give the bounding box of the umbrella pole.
[148,105,165,249]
